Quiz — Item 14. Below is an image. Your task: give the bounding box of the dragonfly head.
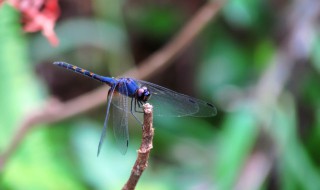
[136,86,151,102]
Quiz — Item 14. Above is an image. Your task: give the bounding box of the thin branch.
[124,1,225,79]
[122,103,154,190]
[234,0,320,189]
[0,1,224,170]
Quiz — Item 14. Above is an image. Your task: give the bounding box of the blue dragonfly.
[53,62,217,156]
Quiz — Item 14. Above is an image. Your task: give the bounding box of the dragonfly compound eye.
[136,87,151,102]
[143,89,151,102]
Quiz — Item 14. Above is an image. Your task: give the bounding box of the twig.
[122,103,154,190]
[124,1,225,79]
[0,1,224,170]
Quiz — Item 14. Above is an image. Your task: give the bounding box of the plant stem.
[122,103,154,190]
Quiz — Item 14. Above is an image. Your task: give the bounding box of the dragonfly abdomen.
[53,62,115,85]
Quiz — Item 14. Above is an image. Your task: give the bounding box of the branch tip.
[122,103,154,190]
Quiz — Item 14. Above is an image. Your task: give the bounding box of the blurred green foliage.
[1,1,320,190]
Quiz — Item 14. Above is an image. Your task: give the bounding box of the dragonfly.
[53,62,217,156]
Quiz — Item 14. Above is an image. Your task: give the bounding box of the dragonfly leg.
[134,99,144,113]
[130,98,143,126]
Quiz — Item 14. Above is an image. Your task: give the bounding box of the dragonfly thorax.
[136,86,151,102]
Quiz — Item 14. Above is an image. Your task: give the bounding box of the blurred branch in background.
[234,0,320,189]
[122,103,154,190]
[0,0,225,171]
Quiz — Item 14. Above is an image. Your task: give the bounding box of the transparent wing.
[97,85,116,156]
[111,93,128,111]
[135,79,217,117]
[112,83,129,155]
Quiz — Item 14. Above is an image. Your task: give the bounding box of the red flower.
[6,0,61,46]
